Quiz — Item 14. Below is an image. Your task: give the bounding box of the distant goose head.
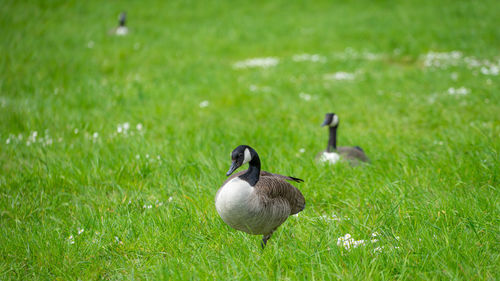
[226,145,260,176]
[321,113,339,153]
[321,112,339,128]
[114,12,128,36]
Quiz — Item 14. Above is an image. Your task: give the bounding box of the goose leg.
[261,231,274,249]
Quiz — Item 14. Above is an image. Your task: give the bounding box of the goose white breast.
[215,177,256,231]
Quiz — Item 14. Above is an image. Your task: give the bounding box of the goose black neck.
[119,14,126,26]
[240,154,261,186]
[327,126,338,152]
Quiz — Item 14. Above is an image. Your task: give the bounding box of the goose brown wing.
[338,146,370,162]
[255,176,306,215]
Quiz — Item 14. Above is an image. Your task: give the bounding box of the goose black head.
[226,145,255,176]
[119,12,127,27]
[321,112,339,127]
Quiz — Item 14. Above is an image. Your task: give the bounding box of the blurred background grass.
[0,0,499,280]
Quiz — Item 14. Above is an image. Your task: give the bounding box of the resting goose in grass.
[110,12,128,36]
[215,145,305,248]
[317,113,369,165]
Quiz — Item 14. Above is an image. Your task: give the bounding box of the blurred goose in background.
[317,113,369,165]
[110,12,128,36]
[215,145,305,248]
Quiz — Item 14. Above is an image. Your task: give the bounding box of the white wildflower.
[480,65,499,76]
[168,196,173,202]
[92,132,99,138]
[448,87,469,96]
[248,85,271,93]
[136,123,143,131]
[233,57,279,69]
[74,128,79,134]
[363,52,380,61]
[324,72,355,81]
[6,138,10,144]
[77,228,84,235]
[199,100,209,108]
[299,148,306,153]
[464,57,481,68]
[337,234,365,250]
[123,122,130,130]
[114,236,123,244]
[249,84,258,92]
[136,154,140,159]
[292,53,326,63]
[320,214,341,221]
[299,92,312,101]
[421,51,462,68]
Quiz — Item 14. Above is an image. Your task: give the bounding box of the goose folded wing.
[256,177,306,215]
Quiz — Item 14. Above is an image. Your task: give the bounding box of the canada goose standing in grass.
[318,113,369,165]
[110,12,128,36]
[215,145,305,248]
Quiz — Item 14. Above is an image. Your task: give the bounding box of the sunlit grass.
[0,0,499,280]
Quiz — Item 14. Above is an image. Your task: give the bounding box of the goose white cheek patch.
[331,115,339,126]
[242,148,251,165]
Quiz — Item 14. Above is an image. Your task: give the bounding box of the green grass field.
[1,0,499,279]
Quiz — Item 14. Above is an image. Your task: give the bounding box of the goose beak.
[321,118,329,127]
[226,161,239,176]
